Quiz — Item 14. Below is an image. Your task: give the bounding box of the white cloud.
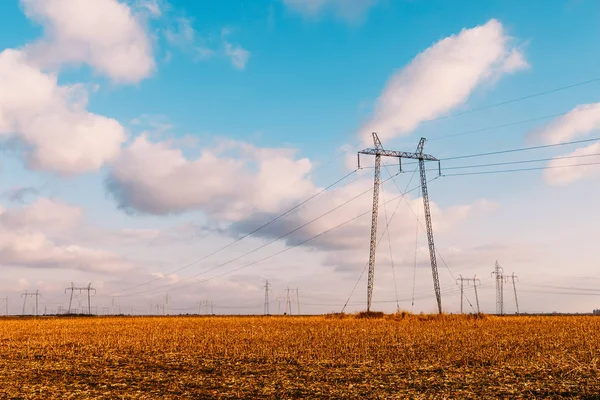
[21,0,155,83]
[164,17,215,61]
[0,197,82,233]
[221,28,250,70]
[543,142,600,185]
[0,49,126,174]
[283,0,378,21]
[106,135,316,218]
[529,103,600,145]
[165,17,196,46]
[135,0,163,17]
[361,19,528,144]
[0,199,135,273]
[224,42,250,70]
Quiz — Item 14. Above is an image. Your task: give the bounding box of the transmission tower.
[358,134,441,313]
[473,275,481,314]
[21,290,41,316]
[275,296,285,315]
[197,300,213,315]
[164,292,169,316]
[285,288,292,315]
[511,273,520,315]
[456,275,481,313]
[263,280,271,315]
[491,261,507,315]
[295,287,300,315]
[65,283,96,314]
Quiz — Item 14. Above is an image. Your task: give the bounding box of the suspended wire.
[120,175,430,298]
[411,185,420,313]
[381,182,400,312]
[149,179,431,297]
[428,76,600,124]
[341,168,418,312]
[442,137,600,161]
[429,111,569,141]
[381,162,477,313]
[306,76,600,177]
[119,171,401,298]
[520,283,600,292]
[443,160,600,177]
[443,152,600,170]
[109,168,359,296]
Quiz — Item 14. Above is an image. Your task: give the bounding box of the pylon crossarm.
[358,148,439,162]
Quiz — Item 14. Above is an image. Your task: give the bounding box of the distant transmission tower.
[491,261,507,315]
[21,290,41,316]
[164,292,169,316]
[65,283,96,314]
[285,288,292,315]
[358,133,442,313]
[295,287,300,315]
[511,273,520,315]
[456,275,481,314]
[473,275,481,314]
[275,296,285,315]
[263,280,271,315]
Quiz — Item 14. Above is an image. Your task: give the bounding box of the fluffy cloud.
[543,142,600,185]
[0,49,126,174]
[106,135,316,218]
[361,19,527,144]
[527,103,600,185]
[21,0,155,83]
[283,0,378,21]
[224,42,250,70]
[0,197,82,233]
[529,103,600,145]
[0,199,135,273]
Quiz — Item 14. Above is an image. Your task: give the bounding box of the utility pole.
[456,275,481,314]
[164,292,169,316]
[511,273,520,315]
[358,134,442,313]
[473,275,481,314]
[457,275,465,314]
[65,283,96,314]
[21,290,41,316]
[263,280,271,315]
[295,287,300,315]
[285,288,292,315]
[492,261,507,315]
[198,300,213,315]
[275,296,285,315]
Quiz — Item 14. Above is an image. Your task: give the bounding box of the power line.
[443,160,600,177]
[115,171,414,298]
[309,75,600,177]
[122,178,432,298]
[442,152,600,171]
[442,137,600,161]
[430,111,568,141]
[341,168,420,313]
[429,76,600,124]
[110,168,358,295]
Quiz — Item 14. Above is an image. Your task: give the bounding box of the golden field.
[0,314,599,399]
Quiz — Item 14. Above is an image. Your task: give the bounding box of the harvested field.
[0,314,599,398]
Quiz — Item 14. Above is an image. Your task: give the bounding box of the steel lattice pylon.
[492,261,505,315]
[358,134,442,313]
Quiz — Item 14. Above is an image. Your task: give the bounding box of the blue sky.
[0,0,599,315]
